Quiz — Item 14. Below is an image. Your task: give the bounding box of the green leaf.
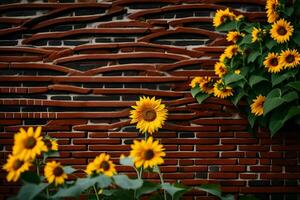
[136,181,160,198]
[119,156,134,167]
[247,51,260,63]
[287,81,300,91]
[248,114,257,128]
[249,75,268,87]
[266,39,277,49]
[221,194,235,200]
[94,175,112,188]
[231,90,246,106]
[223,73,244,85]
[283,106,300,123]
[191,85,201,97]
[293,31,300,45]
[113,175,143,190]
[196,93,210,104]
[52,184,82,198]
[284,7,294,16]
[266,88,281,98]
[216,21,237,32]
[63,166,76,174]
[20,171,40,184]
[17,183,48,200]
[195,184,222,197]
[282,91,298,103]
[263,97,285,116]
[240,34,252,44]
[271,71,295,86]
[161,183,187,199]
[43,150,59,163]
[269,109,285,136]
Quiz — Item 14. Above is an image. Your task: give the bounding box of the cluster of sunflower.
[4,96,232,200]
[191,0,300,136]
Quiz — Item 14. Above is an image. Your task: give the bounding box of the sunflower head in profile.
[280,49,300,69]
[44,161,67,186]
[263,52,284,73]
[189,77,202,88]
[219,53,227,63]
[250,95,266,116]
[130,137,165,169]
[43,137,58,151]
[199,76,214,94]
[13,126,47,161]
[251,27,265,43]
[214,62,228,78]
[213,8,236,27]
[213,80,233,99]
[2,154,32,182]
[86,153,116,177]
[266,0,279,23]
[270,19,294,43]
[226,31,244,43]
[224,45,241,59]
[130,96,168,135]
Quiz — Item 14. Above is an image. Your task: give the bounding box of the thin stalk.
[157,169,167,200]
[35,159,40,176]
[93,185,100,200]
[46,188,50,199]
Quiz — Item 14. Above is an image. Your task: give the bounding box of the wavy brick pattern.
[0,0,299,199]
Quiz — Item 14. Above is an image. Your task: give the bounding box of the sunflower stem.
[35,159,40,176]
[46,188,50,199]
[157,168,167,200]
[144,132,148,140]
[93,185,100,200]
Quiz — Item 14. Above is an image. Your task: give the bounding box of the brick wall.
[0,0,299,199]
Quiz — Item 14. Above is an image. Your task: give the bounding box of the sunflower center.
[277,26,287,36]
[286,54,295,63]
[13,160,24,170]
[142,109,157,122]
[53,166,64,177]
[44,139,52,149]
[24,137,37,149]
[220,15,229,23]
[270,58,278,66]
[231,47,238,55]
[144,149,155,160]
[100,161,110,171]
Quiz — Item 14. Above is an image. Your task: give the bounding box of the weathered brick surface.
[0,0,299,199]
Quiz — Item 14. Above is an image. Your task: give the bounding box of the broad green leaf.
[266,88,281,98]
[240,34,252,44]
[52,184,82,198]
[266,39,276,49]
[283,106,300,123]
[63,166,76,174]
[287,81,300,91]
[247,51,260,63]
[110,189,135,199]
[161,183,187,199]
[216,21,237,32]
[263,97,285,116]
[231,90,246,106]
[248,114,257,128]
[43,150,59,162]
[249,75,268,87]
[136,181,160,198]
[113,175,143,190]
[223,73,244,85]
[95,175,111,188]
[17,183,48,200]
[191,86,201,97]
[195,184,222,197]
[20,171,40,184]
[293,31,300,45]
[196,93,210,104]
[119,156,134,167]
[282,91,298,103]
[271,70,296,86]
[269,110,285,136]
[284,7,294,16]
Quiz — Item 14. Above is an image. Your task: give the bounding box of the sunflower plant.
[3,97,259,200]
[191,0,300,136]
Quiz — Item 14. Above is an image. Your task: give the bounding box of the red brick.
[222,138,257,144]
[195,159,237,165]
[221,152,244,158]
[221,165,245,172]
[209,173,238,179]
[239,145,270,151]
[180,145,194,151]
[240,174,258,179]
[250,166,270,172]
[73,139,121,144]
[239,158,257,165]
[196,145,236,151]
[166,152,218,158]
[179,166,207,172]
[179,159,194,166]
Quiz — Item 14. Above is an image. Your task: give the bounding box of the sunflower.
[224,45,241,59]
[86,153,116,177]
[213,80,233,99]
[263,52,284,73]
[2,154,32,182]
[219,53,227,63]
[214,62,228,78]
[43,138,58,151]
[130,96,168,135]
[44,161,67,185]
[270,19,294,43]
[279,49,300,69]
[234,69,241,74]
[199,76,214,94]
[189,77,202,88]
[251,27,264,43]
[266,0,279,23]
[13,127,47,161]
[226,31,244,43]
[250,95,266,116]
[130,137,165,169]
[213,8,236,27]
